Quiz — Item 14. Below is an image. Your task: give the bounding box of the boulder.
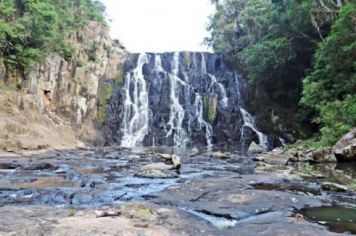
[156,153,181,169]
[311,148,337,162]
[135,169,178,179]
[189,147,200,156]
[171,154,181,170]
[157,153,172,160]
[136,162,178,178]
[140,163,173,171]
[333,128,356,161]
[210,151,230,159]
[247,141,264,154]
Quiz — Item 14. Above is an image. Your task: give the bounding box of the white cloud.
[100,0,214,53]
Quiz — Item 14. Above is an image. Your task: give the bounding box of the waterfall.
[194,93,213,147]
[239,108,268,149]
[107,52,270,150]
[208,74,228,107]
[165,52,188,147]
[201,53,228,107]
[120,53,150,147]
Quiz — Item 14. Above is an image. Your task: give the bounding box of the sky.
[100,0,215,53]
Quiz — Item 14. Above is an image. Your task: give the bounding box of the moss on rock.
[203,95,218,122]
[97,83,114,124]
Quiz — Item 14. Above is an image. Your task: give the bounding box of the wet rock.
[321,182,349,192]
[141,162,173,171]
[135,169,178,179]
[0,163,21,169]
[11,193,34,203]
[72,193,94,205]
[189,147,200,156]
[103,152,119,159]
[156,153,181,169]
[25,163,55,170]
[16,176,80,189]
[157,153,172,160]
[210,151,230,159]
[152,175,323,221]
[248,141,264,154]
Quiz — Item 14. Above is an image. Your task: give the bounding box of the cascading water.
[201,53,228,108]
[194,93,213,147]
[239,108,269,149]
[208,74,228,108]
[165,52,188,147]
[105,52,271,150]
[120,54,150,147]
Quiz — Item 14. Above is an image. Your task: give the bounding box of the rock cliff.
[104,52,279,150]
[0,21,127,153]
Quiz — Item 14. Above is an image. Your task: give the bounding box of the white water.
[240,108,269,149]
[209,73,228,107]
[201,53,228,108]
[179,207,238,230]
[120,54,150,147]
[164,52,188,147]
[119,52,268,149]
[194,93,213,147]
[235,72,268,149]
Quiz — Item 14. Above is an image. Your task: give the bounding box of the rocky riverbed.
[0,146,355,235]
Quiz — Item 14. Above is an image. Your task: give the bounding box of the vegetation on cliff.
[206,0,355,146]
[301,3,356,145]
[0,0,106,81]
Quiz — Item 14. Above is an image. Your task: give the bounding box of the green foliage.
[241,37,296,82]
[301,3,356,145]
[207,0,355,143]
[316,95,356,146]
[0,0,106,78]
[206,0,323,137]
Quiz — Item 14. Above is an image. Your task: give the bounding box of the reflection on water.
[299,206,356,234]
[293,161,356,191]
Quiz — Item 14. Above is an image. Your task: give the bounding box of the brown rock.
[210,151,230,159]
[141,163,173,171]
[333,128,356,161]
[311,148,336,162]
[248,141,264,154]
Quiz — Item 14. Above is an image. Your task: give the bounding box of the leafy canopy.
[0,0,106,75]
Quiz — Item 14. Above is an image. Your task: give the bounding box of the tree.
[301,2,356,145]
[206,0,322,136]
[0,0,107,82]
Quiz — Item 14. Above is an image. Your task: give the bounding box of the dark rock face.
[104,52,273,149]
